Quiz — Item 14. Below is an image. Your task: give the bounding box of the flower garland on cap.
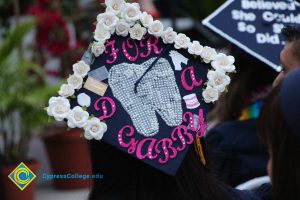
[46,0,236,141]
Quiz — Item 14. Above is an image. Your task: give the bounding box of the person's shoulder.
[206,119,257,144]
[213,119,257,132]
[234,189,263,200]
[253,184,272,200]
[233,184,272,200]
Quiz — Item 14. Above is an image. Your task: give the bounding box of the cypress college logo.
[8,162,37,191]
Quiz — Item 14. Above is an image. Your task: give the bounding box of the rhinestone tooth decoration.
[109,58,183,137]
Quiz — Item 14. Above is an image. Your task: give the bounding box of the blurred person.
[257,68,300,200]
[205,52,277,187]
[138,0,160,18]
[273,26,300,87]
[88,140,262,200]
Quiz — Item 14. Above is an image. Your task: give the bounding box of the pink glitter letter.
[94,97,116,120]
[181,66,203,91]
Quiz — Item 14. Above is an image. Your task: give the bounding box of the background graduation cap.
[202,0,300,72]
[47,1,236,176]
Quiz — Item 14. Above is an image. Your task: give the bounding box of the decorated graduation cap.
[202,0,300,72]
[47,0,235,175]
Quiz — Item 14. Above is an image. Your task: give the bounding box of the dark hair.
[258,86,300,200]
[282,26,300,42]
[282,26,300,62]
[207,51,276,123]
[88,140,238,200]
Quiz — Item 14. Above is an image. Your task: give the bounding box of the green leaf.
[100,3,107,8]
[22,84,60,106]
[0,19,36,61]
[48,116,54,123]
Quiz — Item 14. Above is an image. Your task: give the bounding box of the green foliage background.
[0,20,59,165]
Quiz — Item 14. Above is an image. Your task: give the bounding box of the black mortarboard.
[47,1,235,175]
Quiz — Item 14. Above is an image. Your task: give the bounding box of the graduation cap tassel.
[194,136,206,166]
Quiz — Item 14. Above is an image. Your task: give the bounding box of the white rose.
[148,20,164,37]
[121,3,141,24]
[67,74,83,90]
[200,46,217,63]
[91,41,105,57]
[97,12,119,32]
[207,70,231,93]
[101,122,108,133]
[162,27,177,44]
[211,53,236,73]
[202,86,219,103]
[129,24,146,40]
[174,33,190,49]
[73,60,90,78]
[94,22,111,42]
[131,3,140,9]
[140,12,153,28]
[47,97,71,121]
[58,84,75,98]
[105,0,125,15]
[188,41,203,56]
[84,118,107,140]
[67,106,89,128]
[115,19,130,37]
